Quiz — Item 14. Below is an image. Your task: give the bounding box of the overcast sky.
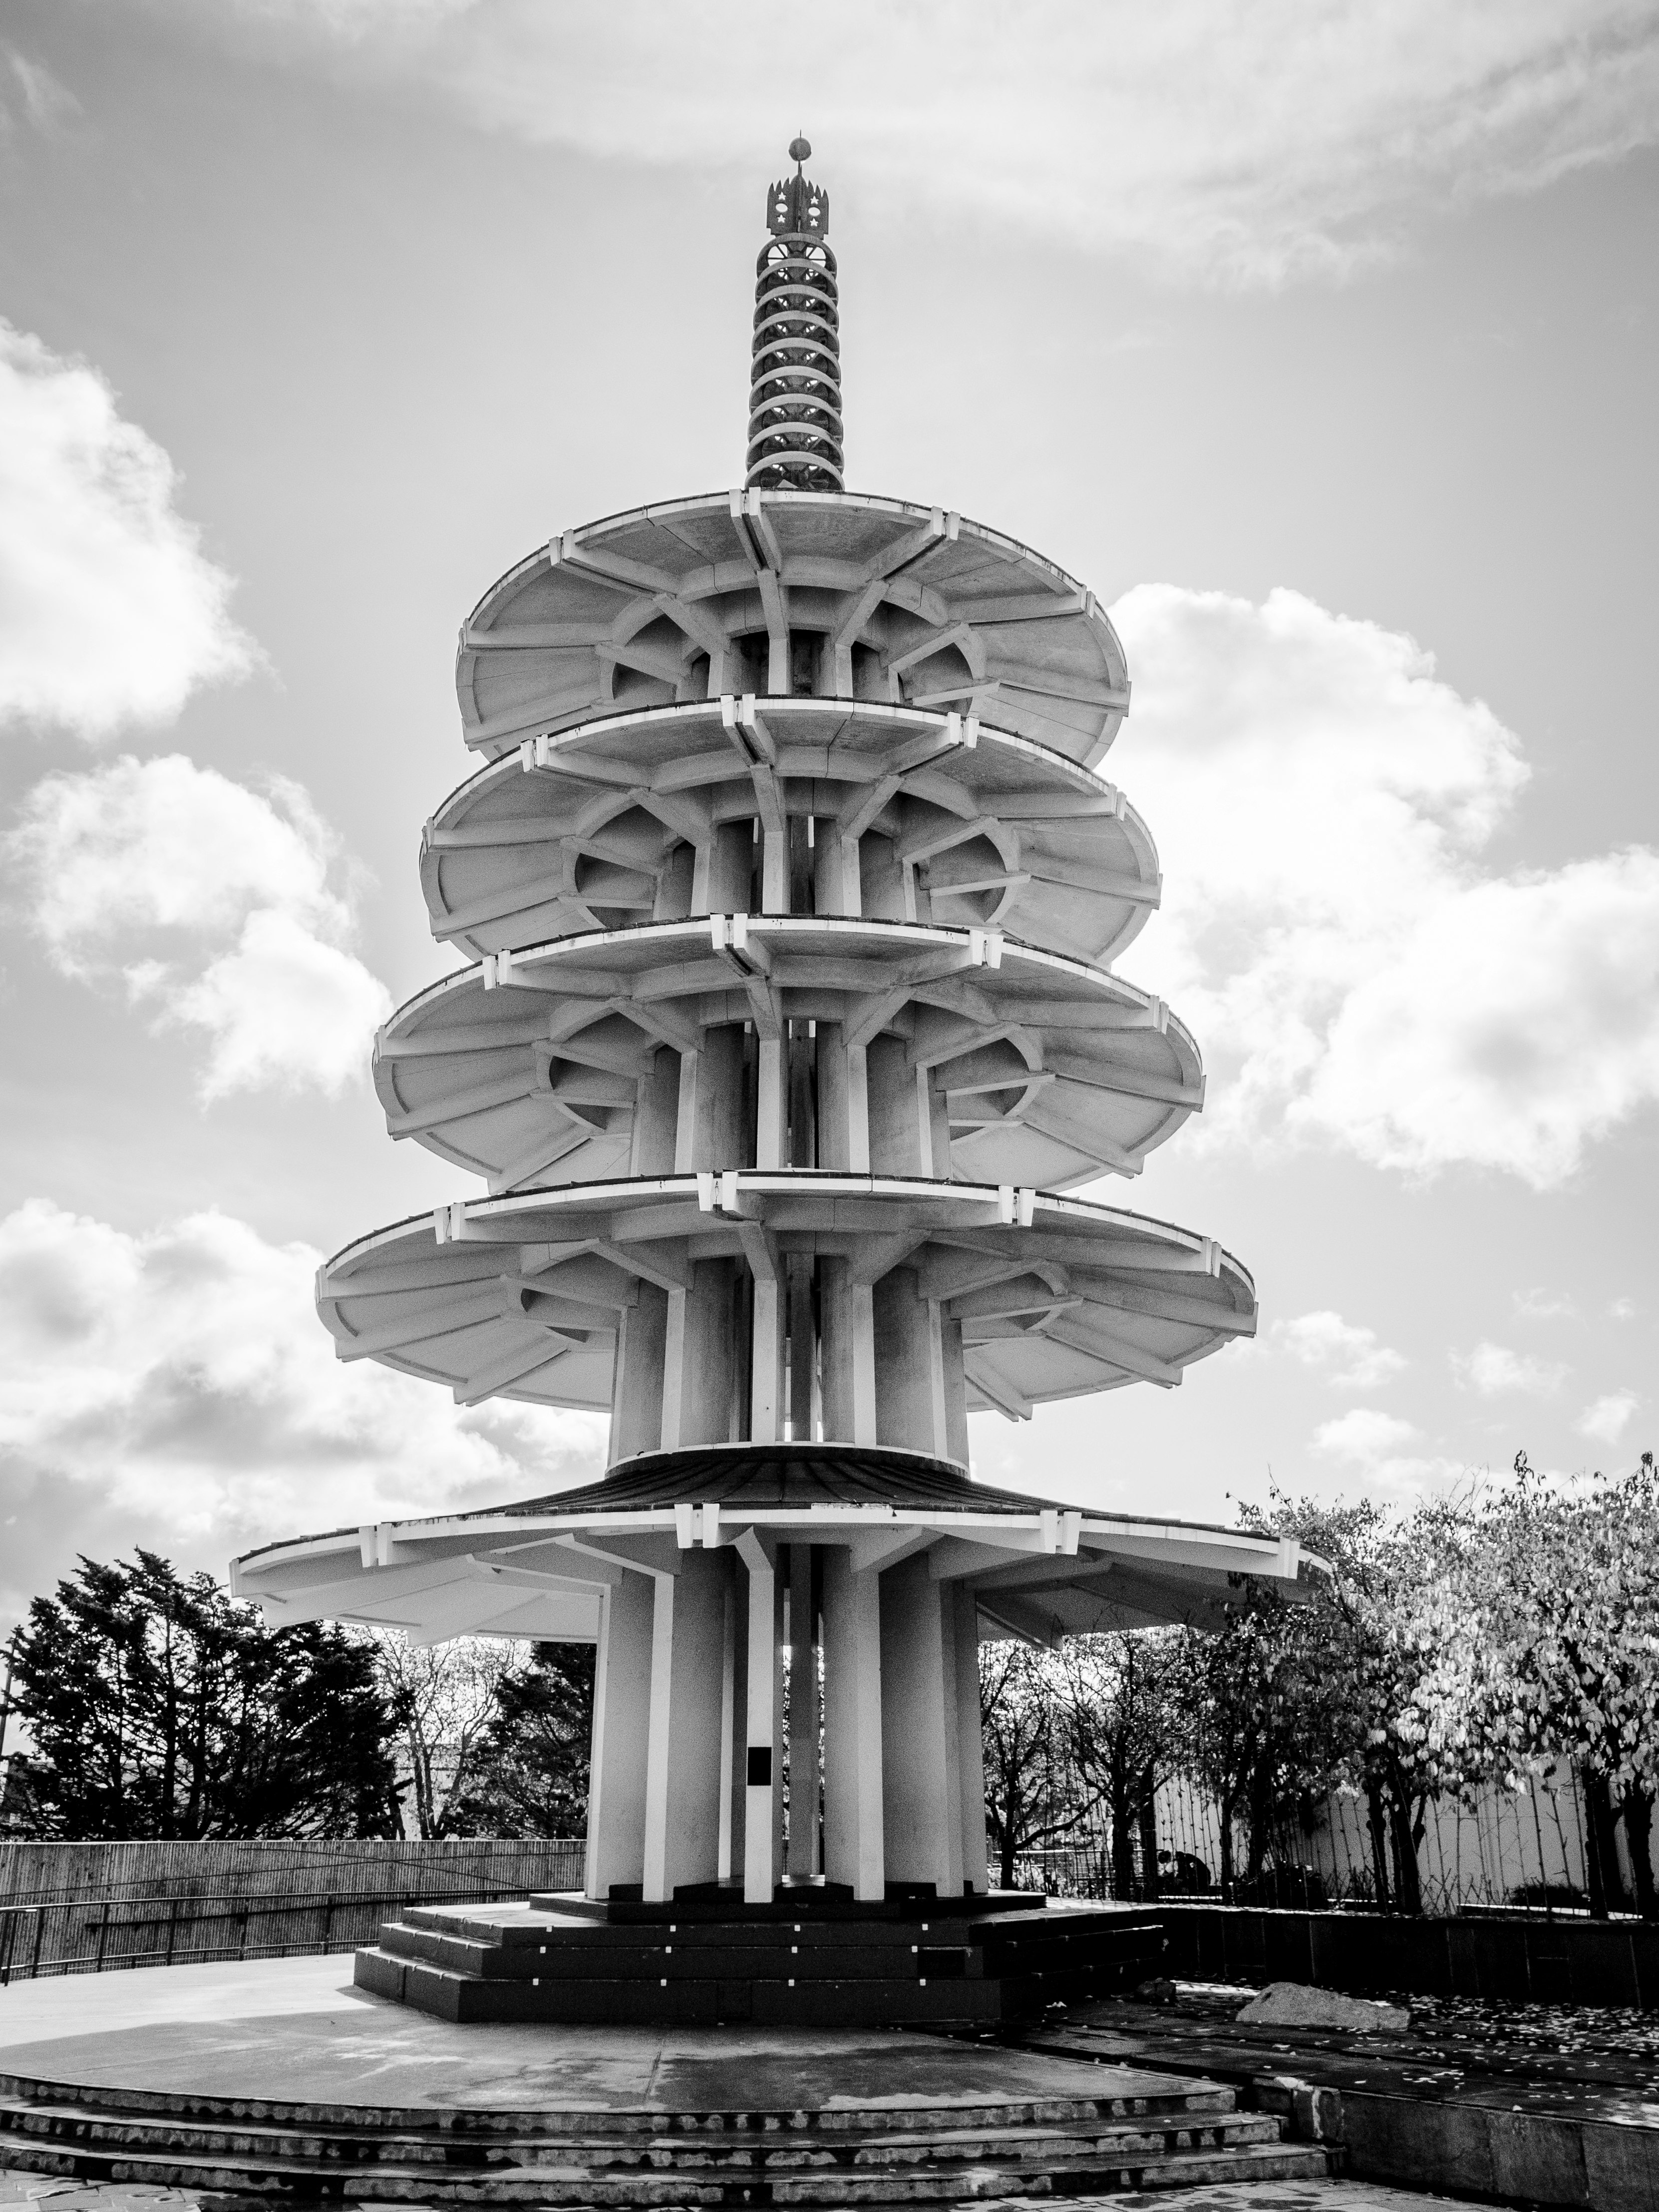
[2,0,1657,1627]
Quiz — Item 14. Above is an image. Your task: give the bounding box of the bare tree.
[1058,1632,1181,1899]
[980,1640,1091,1888]
[369,1634,523,1839]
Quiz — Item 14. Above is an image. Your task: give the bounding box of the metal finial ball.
[789,135,812,164]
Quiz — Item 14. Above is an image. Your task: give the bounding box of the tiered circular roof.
[457,493,1130,766]
[318,1175,1254,1419]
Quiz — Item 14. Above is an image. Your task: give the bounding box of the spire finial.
[746,142,843,494]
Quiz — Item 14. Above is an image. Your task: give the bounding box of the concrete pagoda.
[234,145,1306,1942]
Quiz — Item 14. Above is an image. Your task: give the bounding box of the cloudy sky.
[1,0,1657,1627]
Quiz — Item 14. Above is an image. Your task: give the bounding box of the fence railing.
[0,1843,587,1985]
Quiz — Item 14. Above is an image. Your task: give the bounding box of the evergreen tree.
[8,1551,400,1839]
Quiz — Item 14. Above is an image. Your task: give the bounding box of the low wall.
[1158,1901,1659,2009]
[0,1838,584,1906]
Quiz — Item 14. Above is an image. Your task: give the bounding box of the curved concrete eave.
[456,491,1131,768]
[231,1493,1314,1650]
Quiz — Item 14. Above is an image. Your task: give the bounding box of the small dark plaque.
[746,1745,773,1787]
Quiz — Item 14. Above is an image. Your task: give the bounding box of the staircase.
[355,1892,1169,2028]
[0,2064,1333,2202]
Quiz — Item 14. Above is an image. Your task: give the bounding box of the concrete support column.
[867,1035,929,1174]
[737,1531,780,1904]
[819,1258,877,1446]
[814,825,861,917]
[787,1255,816,1441]
[750,1252,784,1445]
[878,1550,963,1896]
[821,1547,884,1901]
[641,1548,728,1903]
[707,821,753,913]
[761,829,788,912]
[662,1258,739,1449]
[584,1569,654,1900]
[717,1578,736,1883]
[610,1280,667,1462]
[787,1545,821,1876]
[873,1266,943,1457]
[756,1040,786,1168]
[630,1047,680,1174]
[816,1023,869,1173]
[950,1583,990,1893]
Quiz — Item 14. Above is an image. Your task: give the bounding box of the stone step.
[381,1928,981,1985]
[0,2097,1285,2173]
[0,2067,1239,2137]
[0,2120,1330,2204]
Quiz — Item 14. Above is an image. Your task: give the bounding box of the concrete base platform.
[0,1956,1328,2203]
[360,1891,1165,2029]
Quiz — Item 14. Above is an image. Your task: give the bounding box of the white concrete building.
[233,144,1312,1914]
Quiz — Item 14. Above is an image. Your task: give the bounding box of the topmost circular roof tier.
[458,491,1129,768]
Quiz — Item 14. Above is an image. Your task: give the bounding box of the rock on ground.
[1235,1981,1411,2033]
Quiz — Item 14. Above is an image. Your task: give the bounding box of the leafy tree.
[449,1642,595,1836]
[1469,1451,1659,1918]
[8,1552,400,1839]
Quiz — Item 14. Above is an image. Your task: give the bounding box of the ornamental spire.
[745,136,844,493]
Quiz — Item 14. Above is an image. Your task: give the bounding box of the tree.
[979,1641,1086,1888]
[449,1643,596,1837]
[1471,1452,1659,1918]
[369,1634,523,1838]
[1057,1633,1179,1899]
[8,1552,399,1839]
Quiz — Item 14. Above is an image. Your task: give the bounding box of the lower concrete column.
[821,1547,884,1901]
[951,1582,990,1893]
[878,1551,963,1895]
[737,1530,780,1904]
[787,1544,821,1876]
[585,1569,655,1901]
[717,1578,736,1883]
[640,1549,727,1902]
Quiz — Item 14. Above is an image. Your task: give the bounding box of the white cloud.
[1577,1389,1639,1444]
[4,50,80,132]
[1609,1297,1637,1320]
[1514,1287,1577,1320]
[1110,585,1659,1189]
[1312,1405,1463,1498]
[4,753,392,1099]
[1272,1309,1405,1389]
[0,321,255,739]
[0,1197,604,1564]
[1452,1341,1567,1397]
[1315,1407,1421,1463]
[160,0,1659,288]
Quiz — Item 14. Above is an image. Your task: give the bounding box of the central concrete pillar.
[640,1547,728,1902]
[737,1530,781,1903]
[821,1547,884,1901]
[585,1568,654,1901]
[878,1550,963,1895]
[787,1544,821,1876]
